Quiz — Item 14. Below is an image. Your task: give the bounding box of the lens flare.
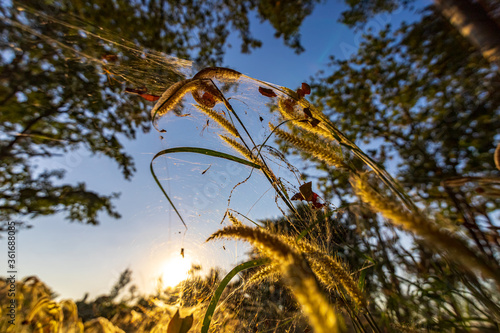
[160,253,193,288]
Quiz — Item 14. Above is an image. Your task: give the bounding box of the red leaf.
[259,87,277,98]
[303,107,313,118]
[301,82,311,95]
[310,192,325,209]
[297,83,311,98]
[296,88,305,98]
[291,193,305,201]
[139,93,160,102]
[310,117,320,127]
[125,87,160,101]
[283,98,296,112]
[303,107,320,127]
[201,92,216,108]
[291,182,324,209]
[299,182,314,201]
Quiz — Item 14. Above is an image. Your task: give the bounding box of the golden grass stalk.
[281,235,367,309]
[270,124,346,169]
[246,263,280,287]
[151,79,196,118]
[152,79,223,119]
[207,226,296,261]
[245,232,366,309]
[227,213,243,226]
[495,143,500,171]
[277,98,336,141]
[194,104,240,138]
[219,135,282,193]
[193,67,242,81]
[309,254,366,308]
[351,174,500,287]
[291,275,340,333]
[207,225,340,333]
[152,67,242,121]
[219,135,254,162]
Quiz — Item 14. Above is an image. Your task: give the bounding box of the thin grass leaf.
[151,147,262,228]
[212,83,299,216]
[201,258,269,333]
[259,80,416,213]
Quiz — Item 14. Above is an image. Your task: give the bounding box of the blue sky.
[2,0,430,300]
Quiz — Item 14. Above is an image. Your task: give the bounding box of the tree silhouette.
[340,0,500,68]
[307,7,500,254]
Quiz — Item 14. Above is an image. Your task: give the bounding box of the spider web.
[3,3,318,331]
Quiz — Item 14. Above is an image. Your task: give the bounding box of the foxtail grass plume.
[280,235,367,309]
[225,210,365,308]
[207,225,341,333]
[194,104,240,138]
[152,75,224,120]
[277,97,336,141]
[270,124,347,169]
[351,174,500,287]
[193,67,242,80]
[151,79,197,119]
[227,212,243,226]
[219,135,254,162]
[246,262,280,287]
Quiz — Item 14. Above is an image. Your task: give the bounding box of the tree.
[338,0,415,27]
[435,0,500,68]
[266,4,500,329]
[305,4,500,255]
[340,0,500,69]
[257,205,500,330]
[0,0,319,230]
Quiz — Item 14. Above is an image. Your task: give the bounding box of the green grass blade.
[150,147,262,228]
[153,147,263,169]
[150,160,188,228]
[201,258,270,333]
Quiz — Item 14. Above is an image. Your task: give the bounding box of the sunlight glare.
[160,253,193,288]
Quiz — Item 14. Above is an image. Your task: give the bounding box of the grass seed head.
[270,123,346,169]
[194,104,239,138]
[193,67,242,81]
[219,135,254,162]
[207,225,341,333]
[351,173,500,287]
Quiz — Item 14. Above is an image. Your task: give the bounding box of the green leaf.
[150,147,261,228]
[201,258,270,333]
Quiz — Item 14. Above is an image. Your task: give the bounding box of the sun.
[160,253,193,288]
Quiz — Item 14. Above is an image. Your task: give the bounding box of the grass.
[147,66,500,332]
[4,66,499,332]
